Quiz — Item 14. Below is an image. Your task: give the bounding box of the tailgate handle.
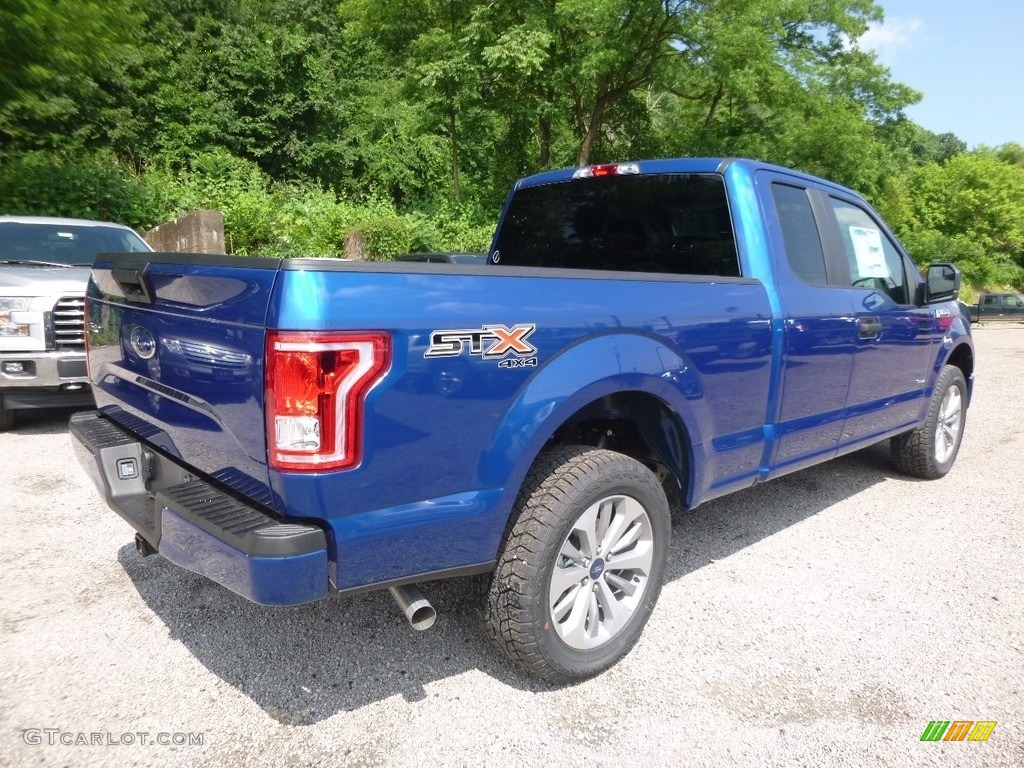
[112,267,154,304]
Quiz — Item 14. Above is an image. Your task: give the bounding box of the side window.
[982,295,998,307]
[829,198,909,305]
[772,183,828,285]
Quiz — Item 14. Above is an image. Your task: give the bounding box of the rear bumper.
[70,410,329,606]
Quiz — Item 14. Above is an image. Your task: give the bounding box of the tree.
[346,0,492,204]
[122,0,360,183]
[896,150,1024,290]
[0,0,144,152]
[554,0,691,166]
[466,0,691,168]
[647,0,921,196]
[7,0,1006,282]
[910,153,1024,252]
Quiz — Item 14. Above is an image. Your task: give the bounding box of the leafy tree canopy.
[0,0,1020,289]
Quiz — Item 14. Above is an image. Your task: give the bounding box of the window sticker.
[849,226,888,278]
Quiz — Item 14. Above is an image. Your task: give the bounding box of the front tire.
[480,445,671,683]
[891,364,967,479]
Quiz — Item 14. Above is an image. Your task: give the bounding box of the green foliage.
[269,188,362,257]
[994,143,1024,167]
[899,229,998,291]
[403,206,495,254]
[429,212,495,253]
[0,148,492,260]
[0,152,165,226]
[0,0,1020,291]
[0,0,144,151]
[357,216,413,260]
[886,150,1024,292]
[908,154,1024,253]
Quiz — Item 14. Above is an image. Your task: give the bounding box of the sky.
[861,0,1024,148]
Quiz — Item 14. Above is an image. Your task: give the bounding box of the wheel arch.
[547,391,691,507]
[944,340,975,404]
[480,333,709,543]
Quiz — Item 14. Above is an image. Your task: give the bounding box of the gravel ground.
[1,327,1021,767]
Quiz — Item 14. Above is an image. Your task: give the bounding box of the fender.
[480,331,717,519]
[911,320,974,428]
[938,334,975,397]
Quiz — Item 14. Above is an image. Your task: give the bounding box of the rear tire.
[891,365,967,479]
[480,445,671,683]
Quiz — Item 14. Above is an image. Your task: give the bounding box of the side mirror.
[924,262,961,304]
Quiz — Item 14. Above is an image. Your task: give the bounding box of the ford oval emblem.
[129,326,157,360]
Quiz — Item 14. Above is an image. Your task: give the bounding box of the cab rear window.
[491,174,740,276]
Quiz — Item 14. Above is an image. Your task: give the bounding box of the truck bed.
[86,255,772,589]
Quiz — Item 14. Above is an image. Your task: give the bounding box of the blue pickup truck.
[71,158,973,682]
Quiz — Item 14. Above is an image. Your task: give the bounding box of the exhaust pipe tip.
[388,585,436,631]
[407,603,436,631]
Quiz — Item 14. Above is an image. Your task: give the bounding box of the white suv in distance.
[0,216,152,430]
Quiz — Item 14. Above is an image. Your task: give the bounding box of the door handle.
[857,316,882,339]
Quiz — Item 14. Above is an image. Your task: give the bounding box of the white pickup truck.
[0,216,152,429]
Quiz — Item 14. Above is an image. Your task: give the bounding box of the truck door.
[758,175,858,474]
[756,171,943,471]
[815,192,939,447]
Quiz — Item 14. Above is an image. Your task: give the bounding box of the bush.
[403,208,494,254]
[270,190,360,257]
[900,229,993,288]
[900,228,1024,295]
[0,151,165,228]
[357,215,413,260]
[0,149,497,260]
[432,215,494,253]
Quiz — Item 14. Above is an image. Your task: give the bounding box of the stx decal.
[425,324,538,362]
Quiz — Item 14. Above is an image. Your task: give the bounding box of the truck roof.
[515,157,861,199]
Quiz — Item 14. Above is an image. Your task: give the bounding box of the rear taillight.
[265,331,391,472]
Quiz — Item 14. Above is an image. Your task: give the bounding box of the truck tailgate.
[87,255,281,504]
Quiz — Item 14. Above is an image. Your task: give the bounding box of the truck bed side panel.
[267,266,773,588]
